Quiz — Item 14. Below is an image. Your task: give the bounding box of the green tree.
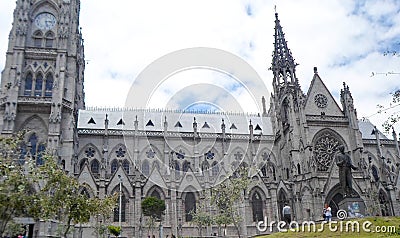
[210,166,252,238]
[39,154,117,237]
[141,196,166,236]
[378,89,400,133]
[107,225,121,237]
[189,203,213,237]
[0,133,117,237]
[0,133,43,236]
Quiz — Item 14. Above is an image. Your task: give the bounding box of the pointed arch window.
[271,165,276,180]
[34,73,43,96]
[151,190,161,199]
[150,190,162,219]
[212,161,219,177]
[45,31,54,48]
[201,160,209,173]
[79,159,86,171]
[122,159,130,174]
[33,30,43,47]
[19,144,27,165]
[45,73,53,97]
[261,165,267,177]
[111,159,118,174]
[142,160,150,176]
[114,193,126,222]
[19,133,46,166]
[36,144,45,166]
[251,192,264,222]
[182,161,189,172]
[372,166,379,182]
[184,192,196,222]
[174,160,180,177]
[24,73,33,96]
[29,133,38,156]
[91,159,100,174]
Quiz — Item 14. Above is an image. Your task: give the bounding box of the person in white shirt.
[324,203,332,222]
[282,203,291,226]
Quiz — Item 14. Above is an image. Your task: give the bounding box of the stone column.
[134,179,142,238]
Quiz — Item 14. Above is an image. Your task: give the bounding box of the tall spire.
[271,12,298,89]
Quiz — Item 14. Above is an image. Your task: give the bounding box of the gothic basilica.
[1,0,399,237]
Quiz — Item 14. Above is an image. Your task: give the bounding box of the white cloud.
[0,0,399,133]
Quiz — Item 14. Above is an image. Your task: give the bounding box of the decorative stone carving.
[85,147,95,158]
[314,93,328,108]
[314,133,341,171]
[116,147,126,158]
[146,149,155,159]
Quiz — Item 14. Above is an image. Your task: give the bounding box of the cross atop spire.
[271,12,298,90]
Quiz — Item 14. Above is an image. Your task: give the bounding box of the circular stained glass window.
[314,94,328,108]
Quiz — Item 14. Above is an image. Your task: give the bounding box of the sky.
[0,0,399,134]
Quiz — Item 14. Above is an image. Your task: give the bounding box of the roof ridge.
[83,107,262,117]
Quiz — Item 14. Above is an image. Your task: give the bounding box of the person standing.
[324,203,332,222]
[282,203,291,226]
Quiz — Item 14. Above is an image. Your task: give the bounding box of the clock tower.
[0,0,85,173]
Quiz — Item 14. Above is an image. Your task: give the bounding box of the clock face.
[34,13,57,30]
[314,94,328,108]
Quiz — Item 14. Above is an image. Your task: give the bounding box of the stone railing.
[25,47,58,60]
[306,115,348,123]
[77,128,275,141]
[18,96,52,104]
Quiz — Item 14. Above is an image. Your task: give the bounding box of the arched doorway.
[251,191,264,222]
[184,192,196,222]
[277,189,288,220]
[325,184,362,217]
[378,190,391,216]
[329,193,343,217]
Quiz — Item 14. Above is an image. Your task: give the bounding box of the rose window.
[314,133,341,171]
[314,94,328,108]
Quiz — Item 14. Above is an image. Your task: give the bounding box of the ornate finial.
[271,10,298,86]
[314,67,318,74]
[164,115,168,131]
[274,5,277,13]
[193,117,197,133]
[262,96,267,116]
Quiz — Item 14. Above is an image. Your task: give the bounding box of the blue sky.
[0,0,399,133]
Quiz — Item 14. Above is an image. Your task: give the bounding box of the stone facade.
[0,1,399,237]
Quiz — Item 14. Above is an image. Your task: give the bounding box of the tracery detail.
[314,133,341,171]
[85,147,95,158]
